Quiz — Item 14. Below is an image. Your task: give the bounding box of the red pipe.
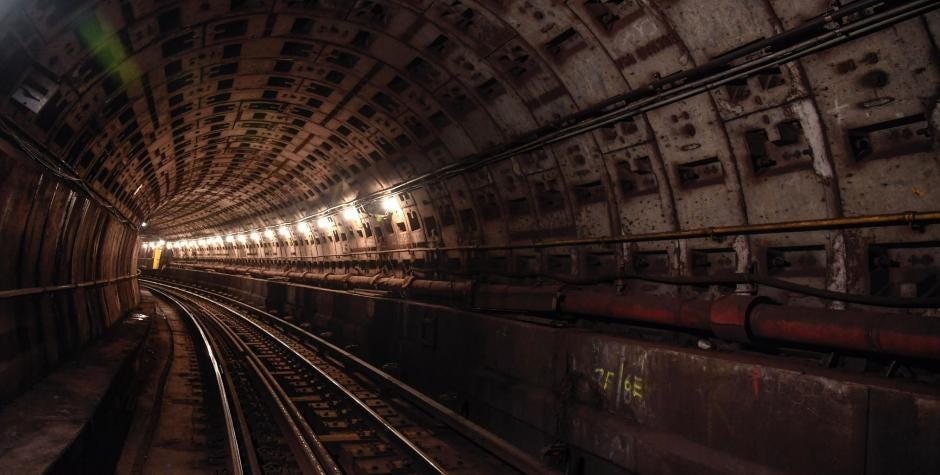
[170,265,940,360]
[749,304,940,360]
[562,290,712,330]
[564,289,940,360]
[474,284,561,313]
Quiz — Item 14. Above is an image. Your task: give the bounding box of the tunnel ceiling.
[0,0,937,240]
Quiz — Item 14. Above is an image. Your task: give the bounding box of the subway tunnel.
[0,0,939,473]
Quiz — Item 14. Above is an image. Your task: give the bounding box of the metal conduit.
[0,274,138,299]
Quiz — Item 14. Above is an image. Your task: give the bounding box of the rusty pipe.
[749,304,940,360]
[561,290,713,331]
[562,289,940,360]
[166,265,940,360]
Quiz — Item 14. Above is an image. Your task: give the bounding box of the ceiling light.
[381,196,401,213]
[157,239,165,247]
[264,228,275,241]
[277,225,291,239]
[237,234,247,244]
[296,221,311,235]
[250,231,261,243]
[225,235,235,243]
[317,216,332,229]
[342,207,360,220]
[140,222,147,228]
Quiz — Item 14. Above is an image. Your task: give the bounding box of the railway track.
[142,278,548,474]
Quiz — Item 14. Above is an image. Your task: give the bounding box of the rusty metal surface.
[0,1,934,308]
[0,148,139,402]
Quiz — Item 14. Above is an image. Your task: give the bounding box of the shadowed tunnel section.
[0,0,939,473]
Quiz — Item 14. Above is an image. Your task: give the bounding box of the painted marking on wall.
[595,366,644,403]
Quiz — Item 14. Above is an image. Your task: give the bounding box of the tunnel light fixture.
[157,239,165,248]
[277,225,291,239]
[197,238,207,248]
[226,235,235,244]
[381,196,401,214]
[317,216,332,229]
[140,222,147,228]
[263,228,276,241]
[237,234,247,244]
[250,231,261,243]
[342,207,360,221]
[296,221,311,236]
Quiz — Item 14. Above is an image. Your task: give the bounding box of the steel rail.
[142,277,551,474]
[146,286,245,475]
[145,279,452,474]
[163,287,333,475]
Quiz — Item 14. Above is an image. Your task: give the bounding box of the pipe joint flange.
[709,295,774,344]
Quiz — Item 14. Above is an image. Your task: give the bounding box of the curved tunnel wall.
[0,0,938,390]
[0,142,139,402]
[83,0,934,310]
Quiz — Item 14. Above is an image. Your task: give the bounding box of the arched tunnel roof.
[0,0,937,242]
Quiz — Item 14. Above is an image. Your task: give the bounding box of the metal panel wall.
[0,145,139,403]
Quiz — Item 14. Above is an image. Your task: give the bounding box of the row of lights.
[143,197,402,251]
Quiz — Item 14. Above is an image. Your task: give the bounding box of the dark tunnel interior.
[0,0,939,473]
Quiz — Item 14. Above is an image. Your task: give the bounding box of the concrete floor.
[117,290,217,474]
